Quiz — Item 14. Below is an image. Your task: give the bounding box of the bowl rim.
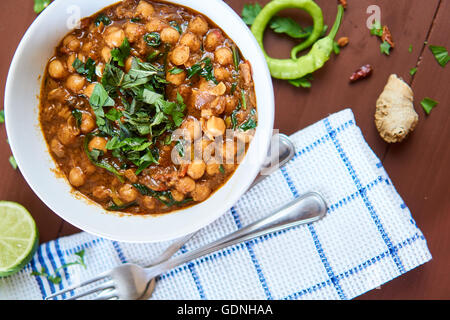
[4,0,275,243]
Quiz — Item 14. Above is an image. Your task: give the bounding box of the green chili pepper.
[252,0,344,80]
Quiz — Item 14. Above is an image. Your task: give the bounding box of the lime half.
[0,201,39,277]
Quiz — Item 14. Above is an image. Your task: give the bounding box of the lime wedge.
[0,201,39,277]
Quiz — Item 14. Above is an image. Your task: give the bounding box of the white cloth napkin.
[0,108,431,300]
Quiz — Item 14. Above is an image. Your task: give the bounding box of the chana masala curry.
[39,0,258,215]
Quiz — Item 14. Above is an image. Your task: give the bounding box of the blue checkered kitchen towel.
[0,109,432,300]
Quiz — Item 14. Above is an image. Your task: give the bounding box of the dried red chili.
[381,26,395,48]
[349,64,373,82]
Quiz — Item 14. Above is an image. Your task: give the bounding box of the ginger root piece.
[375,74,419,143]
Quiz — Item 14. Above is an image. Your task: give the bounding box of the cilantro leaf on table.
[9,156,17,170]
[380,41,391,55]
[420,97,438,115]
[34,0,52,14]
[289,74,313,88]
[269,16,312,39]
[409,67,417,76]
[370,20,383,37]
[242,3,263,25]
[0,110,4,124]
[429,45,449,67]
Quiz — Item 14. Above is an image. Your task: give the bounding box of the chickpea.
[187,160,206,180]
[63,35,81,52]
[191,182,211,202]
[215,47,233,66]
[47,87,69,102]
[210,82,226,96]
[145,18,165,33]
[179,32,201,52]
[83,82,96,98]
[210,96,226,115]
[50,138,65,158]
[142,196,157,210]
[214,67,231,82]
[65,74,86,93]
[166,70,186,86]
[67,54,76,73]
[57,124,79,145]
[170,45,190,66]
[206,116,226,137]
[88,136,108,153]
[188,16,209,36]
[240,62,252,85]
[124,169,138,183]
[48,59,67,79]
[225,95,238,114]
[80,112,96,134]
[81,42,93,55]
[101,47,112,63]
[104,26,125,48]
[125,56,134,73]
[135,0,155,19]
[204,29,223,52]
[124,22,144,43]
[175,177,196,194]
[119,184,138,203]
[171,189,185,202]
[181,117,202,141]
[161,27,180,45]
[93,186,111,201]
[69,167,85,187]
[206,162,220,176]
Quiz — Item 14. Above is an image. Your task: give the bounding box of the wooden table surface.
[0,0,448,299]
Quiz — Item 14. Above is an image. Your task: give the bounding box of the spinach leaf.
[72,58,97,82]
[71,109,83,127]
[239,117,257,131]
[144,32,161,47]
[94,14,111,27]
[187,58,218,84]
[133,184,193,207]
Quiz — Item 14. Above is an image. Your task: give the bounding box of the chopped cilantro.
[420,97,438,115]
[380,41,391,55]
[241,3,262,25]
[111,38,131,67]
[0,110,4,124]
[33,0,52,14]
[429,45,449,67]
[370,21,383,37]
[9,156,17,170]
[409,67,417,76]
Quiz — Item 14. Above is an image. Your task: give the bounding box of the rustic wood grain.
[0,0,448,299]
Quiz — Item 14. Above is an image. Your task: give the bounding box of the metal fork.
[45,191,327,300]
[48,133,297,300]
[97,133,297,300]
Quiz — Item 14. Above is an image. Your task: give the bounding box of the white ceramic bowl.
[4,0,274,243]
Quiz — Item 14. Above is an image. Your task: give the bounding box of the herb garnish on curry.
[39,0,257,215]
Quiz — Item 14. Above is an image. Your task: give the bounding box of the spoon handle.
[145,192,327,279]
